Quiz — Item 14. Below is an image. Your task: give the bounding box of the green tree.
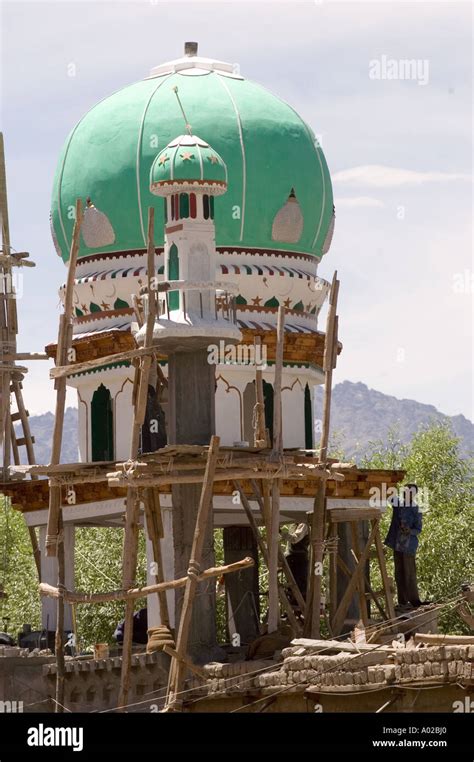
[0,499,41,637]
[360,422,473,633]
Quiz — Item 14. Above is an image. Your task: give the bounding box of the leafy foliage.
[0,502,40,637]
[360,422,474,633]
[73,527,147,649]
[0,421,471,642]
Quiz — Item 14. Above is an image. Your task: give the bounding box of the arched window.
[243,381,256,444]
[304,383,313,450]
[190,193,197,219]
[179,193,189,219]
[163,198,168,223]
[203,194,210,220]
[263,380,274,446]
[91,384,114,461]
[210,196,215,219]
[175,194,180,220]
[168,243,180,310]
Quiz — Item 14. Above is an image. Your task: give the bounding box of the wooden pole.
[118,208,156,710]
[54,514,65,712]
[328,521,338,632]
[253,336,266,448]
[350,521,370,628]
[332,520,378,636]
[166,435,220,711]
[373,522,396,621]
[272,306,285,456]
[45,199,83,557]
[233,481,302,634]
[39,557,254,604]
[267,307,285,633]
[307,271,339,637]
[247,479,307,615]
[0,132,13,481]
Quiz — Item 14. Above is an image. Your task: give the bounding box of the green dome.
[150,134,227,195]
[51,52,334,262]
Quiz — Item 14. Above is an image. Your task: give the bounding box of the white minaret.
[135,116,240,353]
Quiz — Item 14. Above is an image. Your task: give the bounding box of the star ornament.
[180,152,194,161]
[208,154,219,165]
[252,296,262,306]
[158,154,169,167]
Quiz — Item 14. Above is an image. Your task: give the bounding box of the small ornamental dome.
[150,134,227,196]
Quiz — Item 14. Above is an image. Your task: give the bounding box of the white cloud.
[332,165,471,188]
[336,196,385,208]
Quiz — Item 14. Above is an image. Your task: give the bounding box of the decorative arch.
[263,380,274,446]
[91,383,114,461]
[304,383,313,450]
[271,188,304,244]
[168,243,180,310]
[242,381,256,444]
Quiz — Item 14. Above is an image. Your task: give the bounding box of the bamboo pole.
[45,199,83,557]
[166,435,220,711]
[39,557,254,604]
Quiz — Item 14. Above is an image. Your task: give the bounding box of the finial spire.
[172,86,192,136]
[184,41,198,57]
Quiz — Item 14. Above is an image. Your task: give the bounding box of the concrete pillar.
[39,525,74,632]
[223,526,260,645]
[168,349,221,663]
[146,506,175,629]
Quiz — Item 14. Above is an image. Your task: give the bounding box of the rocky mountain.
[315,381,473,460]
[14,408,79,465]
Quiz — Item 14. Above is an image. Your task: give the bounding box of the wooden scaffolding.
[5,198,396,713]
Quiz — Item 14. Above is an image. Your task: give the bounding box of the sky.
[0,0,472,419]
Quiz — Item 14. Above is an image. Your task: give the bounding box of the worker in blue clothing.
[385,483,423,609]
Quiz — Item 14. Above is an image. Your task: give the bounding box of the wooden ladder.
[0,132,41,577]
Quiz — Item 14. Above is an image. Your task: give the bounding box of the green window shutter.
[179,193,189,219]
[91,384,114,461]
[168,243,180,310]
[263,380,274,447]
[304,383,313,450]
